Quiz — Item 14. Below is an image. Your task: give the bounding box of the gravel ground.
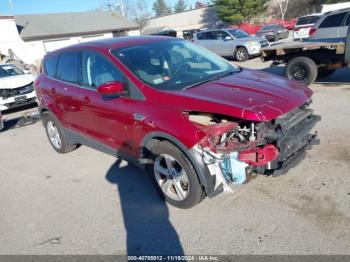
[0,58,350,255]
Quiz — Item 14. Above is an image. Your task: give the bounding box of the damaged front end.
[186,102,320,195]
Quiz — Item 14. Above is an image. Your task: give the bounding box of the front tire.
[285,56,317,86]
[150,141,205,209]
[43,112,78,154]
[235,47,249,62]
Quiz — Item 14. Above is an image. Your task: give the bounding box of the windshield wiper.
[182,70,239,90]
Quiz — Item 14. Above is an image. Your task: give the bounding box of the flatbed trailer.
[261,27,350,85]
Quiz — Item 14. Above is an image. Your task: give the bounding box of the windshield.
[112,39,239,91]
[0,64,24,78]
[296,16,320,26]
[227,29,249,38]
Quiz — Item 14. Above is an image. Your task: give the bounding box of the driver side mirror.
[97,81,127,98]
[224,36,233,41]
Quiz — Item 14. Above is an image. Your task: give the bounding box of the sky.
[0,0,198,16]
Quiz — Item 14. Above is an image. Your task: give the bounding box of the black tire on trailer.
[285,56,318,86]
[150,140,205,209]
[317,69,336,79]
[42,112,79,154]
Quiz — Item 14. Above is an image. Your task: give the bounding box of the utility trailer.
[261,26,350,86]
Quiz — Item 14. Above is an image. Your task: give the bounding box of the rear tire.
[235,47,249,62]
[285,56,317,86]
[43,112,78,154]
[150,141,205,209]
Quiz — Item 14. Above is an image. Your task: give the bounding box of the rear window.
[319,12,347,28]
[44,55,58,77]
[296,16,320,26]
[57,52,80,83]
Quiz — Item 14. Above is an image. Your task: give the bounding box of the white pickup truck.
[0,64,37,112]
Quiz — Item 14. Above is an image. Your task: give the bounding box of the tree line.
[100,0,349,29]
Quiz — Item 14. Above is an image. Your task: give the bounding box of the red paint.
[35,37,313,157]
[238,144,279,166]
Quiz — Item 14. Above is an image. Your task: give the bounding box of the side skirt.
[64,128,144,169]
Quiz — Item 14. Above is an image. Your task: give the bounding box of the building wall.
[0,17,140,65]
[143,6,221,38]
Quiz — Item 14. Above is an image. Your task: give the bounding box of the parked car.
[256,24,289,42]
[269,18,297,30]
[293,14,322,40]
[193,28,269,61]
[309,8,350,41]
[35,36,319,208]
[0,64,37,111]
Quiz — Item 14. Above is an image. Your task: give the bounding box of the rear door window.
[204,31,218,40]
[57,51,80,83]
[319,12,347,28]
[44,55,58,77]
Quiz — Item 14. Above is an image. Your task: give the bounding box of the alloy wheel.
[154,154,190,201]
[47,120,62,150]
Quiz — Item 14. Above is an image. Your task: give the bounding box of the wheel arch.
[140,132,217,197]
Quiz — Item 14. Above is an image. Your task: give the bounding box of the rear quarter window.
[44,55,58,77]
[56,51,80,83]
[319,12,347,28]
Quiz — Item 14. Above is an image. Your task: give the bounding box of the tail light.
[309,28,317,36]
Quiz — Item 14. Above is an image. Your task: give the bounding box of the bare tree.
[277,0,289,20]
[99,0,151,29]
[131,0,152,29]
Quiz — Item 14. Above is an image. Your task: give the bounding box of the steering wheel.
[172,63,191,79]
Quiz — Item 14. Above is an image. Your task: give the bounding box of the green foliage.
[174,0,187,13]
[214,0,268,24]
[153,0,172,17]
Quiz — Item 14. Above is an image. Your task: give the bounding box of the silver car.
[193,29,269,61]
[309,8,350,41]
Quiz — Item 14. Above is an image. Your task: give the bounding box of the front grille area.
[0,83,34,99]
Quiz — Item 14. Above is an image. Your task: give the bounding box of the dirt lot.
[0,59,350,255]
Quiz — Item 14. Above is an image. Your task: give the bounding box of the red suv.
[34,36,319,208]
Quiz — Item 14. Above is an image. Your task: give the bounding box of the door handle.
[82,96,91,105]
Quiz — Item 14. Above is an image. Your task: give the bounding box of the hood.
[171,69,312,122]
[0,74,37,89]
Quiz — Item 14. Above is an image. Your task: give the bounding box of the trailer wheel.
[285,57,317,86]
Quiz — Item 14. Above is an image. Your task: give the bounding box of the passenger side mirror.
[97,81,127,98]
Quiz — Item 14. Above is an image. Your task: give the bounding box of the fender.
[140,131,218,197]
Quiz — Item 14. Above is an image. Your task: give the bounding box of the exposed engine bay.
[186,101,321,192]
